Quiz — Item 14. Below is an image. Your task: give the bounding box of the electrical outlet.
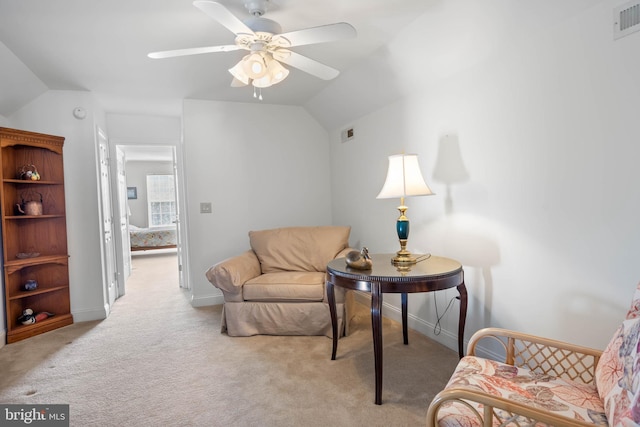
[200,202,212,214]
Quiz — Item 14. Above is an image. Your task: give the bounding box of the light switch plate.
[200,202,212,214]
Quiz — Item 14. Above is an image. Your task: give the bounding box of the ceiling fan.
[148,0,357,94]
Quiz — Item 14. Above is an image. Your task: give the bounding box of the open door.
[172,147,186,288]
[97,127,119,310]
[113,143,189,294]
[116,146,131,296]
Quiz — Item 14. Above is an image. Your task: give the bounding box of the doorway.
[109,142,189,305]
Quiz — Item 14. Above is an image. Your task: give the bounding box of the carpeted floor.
[0,251,459,426]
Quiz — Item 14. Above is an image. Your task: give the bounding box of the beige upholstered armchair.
[427,281,640,426]
[206,226,354,337]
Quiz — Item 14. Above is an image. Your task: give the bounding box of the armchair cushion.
[249,226,350,273]
[442,356,606,425]
[594,282,640,426]
[243,271,326,302]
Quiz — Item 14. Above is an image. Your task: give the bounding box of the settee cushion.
[249,226,350,273]
[243,272,325,302]
[594,281,640,425]
[441,356,606,425]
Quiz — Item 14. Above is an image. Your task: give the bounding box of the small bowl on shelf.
[22,279,38,291]
[16,252,40,259]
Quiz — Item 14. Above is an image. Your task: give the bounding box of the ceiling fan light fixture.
[267,59,289,84]
[252,56,289,88]
[243,52,268,79]
[252,75,272,88]
[229,60,250,85]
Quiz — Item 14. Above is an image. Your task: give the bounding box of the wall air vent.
[341,127,355,143]
[614,1,640,40]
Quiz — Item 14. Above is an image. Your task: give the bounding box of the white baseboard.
[0,330,5,349]
[72,304,109,322]
[191,294,224,307]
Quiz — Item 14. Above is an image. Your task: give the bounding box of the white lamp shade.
[252,57,290,88]
[376,154,434,199]
[229,60,250,85]
[252,74,272,88]
[267,59,289,84]
[243,52,268,79]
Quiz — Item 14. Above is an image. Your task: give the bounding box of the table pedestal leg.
[401,293,408,345]
[371,282,383,405]
[457,282,468,358]
[327,280,339,360]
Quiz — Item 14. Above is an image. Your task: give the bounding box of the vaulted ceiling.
[0,0,436,116]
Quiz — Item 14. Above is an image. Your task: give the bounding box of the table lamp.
[377,154,434,265]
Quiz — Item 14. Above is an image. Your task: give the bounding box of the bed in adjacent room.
[129,224,177,251]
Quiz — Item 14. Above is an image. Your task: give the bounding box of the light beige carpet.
[0,251,459,426]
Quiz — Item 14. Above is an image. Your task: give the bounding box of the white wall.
[125,160,173,228]
[106,113,182,142]
[7,90,108,323]
[183,100,334,306]
[3,0,636,355]
[320,0,640,351]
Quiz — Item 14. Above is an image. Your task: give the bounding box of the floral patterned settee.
[426,282,640,426]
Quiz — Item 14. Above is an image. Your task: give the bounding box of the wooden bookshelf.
[1,127,73,343]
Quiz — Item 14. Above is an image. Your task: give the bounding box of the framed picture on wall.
[127,187,137,200]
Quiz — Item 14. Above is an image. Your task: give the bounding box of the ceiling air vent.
[614,0,640,40]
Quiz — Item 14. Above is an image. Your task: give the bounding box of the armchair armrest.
[205,250,261,302]
[426,387,597,427]
[467,327,602,384]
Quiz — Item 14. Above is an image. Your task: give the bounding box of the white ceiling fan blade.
[148,45,241,59]
[276,23,356,47]
[275,51,340,80]
[193,1,255,36]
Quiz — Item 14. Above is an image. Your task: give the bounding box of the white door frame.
[107,138,191,296]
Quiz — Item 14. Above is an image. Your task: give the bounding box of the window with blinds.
[147,174,176,227]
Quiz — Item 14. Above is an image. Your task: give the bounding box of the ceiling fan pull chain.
[252,86,263,101]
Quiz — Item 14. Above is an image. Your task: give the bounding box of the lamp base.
[391,250,417,266]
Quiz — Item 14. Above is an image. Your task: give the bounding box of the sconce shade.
[377,154,434,199]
